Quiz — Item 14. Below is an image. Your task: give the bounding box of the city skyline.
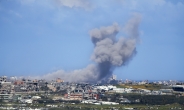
[0,0,184,81]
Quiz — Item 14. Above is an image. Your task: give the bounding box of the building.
[64,93,83,100]
[0,76,7,82]
[56,78,64,83]
[14,81,24,85]
[0,94,12,102]
[172,85,184,92]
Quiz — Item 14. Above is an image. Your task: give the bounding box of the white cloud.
[19,0,36,5]
[17,0,93,11]
[9,10,22,18]
[54,0,92,10]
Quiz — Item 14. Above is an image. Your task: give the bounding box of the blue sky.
[0,0,184,80]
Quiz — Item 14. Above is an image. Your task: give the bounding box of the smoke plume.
[37,15,141,82]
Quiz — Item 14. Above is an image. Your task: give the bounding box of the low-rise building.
[0,94,12,102]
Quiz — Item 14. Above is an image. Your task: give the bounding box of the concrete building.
[0,94,12,102]
[172,85,184,92]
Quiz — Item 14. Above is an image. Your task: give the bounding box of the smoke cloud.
[40,64,99,82]
[36,15,141,82]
